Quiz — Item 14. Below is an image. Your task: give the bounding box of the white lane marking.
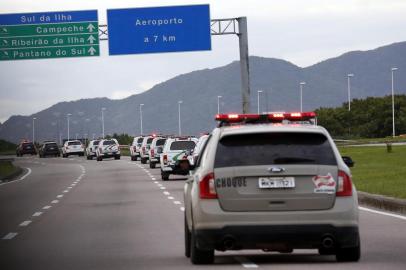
[57,195,63,198]
[32,212,42,217]
[2,233,18,240]
[0,168,33,186]
[235,257,259,268]
[359,206,406,221]
[43,205,52,210]
[19,220,32,226]
[180,207,185,212]
[174,201,181,205]
[63,190,69,193]
[163,191,170,195]
[51,200,59,204]
[168,196,174,200]
[151,177,156,180]
[157,184,162,187]
[67,187,73,189]
[160,187,166,190]
[154,181,159,184]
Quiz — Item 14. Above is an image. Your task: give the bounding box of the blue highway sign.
[107,5,211,55]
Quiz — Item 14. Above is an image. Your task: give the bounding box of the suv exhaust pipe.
[222,236,236,250]
[321,236,334,249]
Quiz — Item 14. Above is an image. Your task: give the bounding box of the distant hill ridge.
[1,41,405,143]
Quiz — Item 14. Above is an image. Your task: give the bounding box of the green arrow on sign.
[87,24,96,32]
[87,35,96,44]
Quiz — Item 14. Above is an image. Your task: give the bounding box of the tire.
[87,155,91,160]
[185,216,191,258]
[161,171,169,181]
[97,156,102,162]
[149,162,156,169]
[141,157,147,164]
[134,156,138,161]
[63,154,67,158]
[115,155,121,160]
[131,156,136,161]
[190,229,214,264]
[336,244,361,262]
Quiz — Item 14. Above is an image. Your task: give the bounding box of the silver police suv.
[184,112,360,264]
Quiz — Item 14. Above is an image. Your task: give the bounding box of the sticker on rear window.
[312,173,336,194]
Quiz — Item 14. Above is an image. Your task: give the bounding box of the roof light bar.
[216,112,316,125]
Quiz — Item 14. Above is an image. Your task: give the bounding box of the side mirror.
[342,156,354,167]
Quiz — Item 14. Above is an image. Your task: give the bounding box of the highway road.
[1,156,405,270]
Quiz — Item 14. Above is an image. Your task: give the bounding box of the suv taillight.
[199,173,217,199]
[337,170,353,196]
[151,148,154,157]
[163,154,168,164]
[142,146,145,154]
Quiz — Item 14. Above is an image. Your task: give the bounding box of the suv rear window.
[22,143,34,148]
[45,143,58,148]
[137,138,143,143]
[92,140,100,146]
[156,139,166,146]
[147,138,154,144]
[214,132,336,168]
[170,141,196,150]
[68,141,81,146]
[103,140,116,145]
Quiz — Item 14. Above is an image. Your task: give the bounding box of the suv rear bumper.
[195,225,359,251]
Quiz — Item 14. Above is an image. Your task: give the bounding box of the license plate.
[258,177,295,189]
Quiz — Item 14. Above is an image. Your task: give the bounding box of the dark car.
[16,142,37,156]
[39,142,60,158]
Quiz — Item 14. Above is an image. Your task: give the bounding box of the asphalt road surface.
[1,156,405,270]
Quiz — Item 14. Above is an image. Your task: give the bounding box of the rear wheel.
[115,155,121,160]
[149,162,156,169]
[190,229,214,264]
[141,157,147,164]
[131,156,136,161]
[97,156,102,161]
[336,244,361,262]
[161,171,169,181]
[184,216,191,258]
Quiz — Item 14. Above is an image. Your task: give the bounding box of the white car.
[160,137,198,180]
[184,112,360,264]
[86,139,100,160]
[62,140,85,158]
[96,139,121,161]
[130,136,144,161]
[148,137,167,169]
[139,135,155,164]
[188,134,209,166]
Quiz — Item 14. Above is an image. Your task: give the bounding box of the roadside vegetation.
[0,160,19,180]
[317,95,406,139]
[0,139,16,155]
[339,145,406,199]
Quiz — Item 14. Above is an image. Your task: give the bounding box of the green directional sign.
[0,10,99,61]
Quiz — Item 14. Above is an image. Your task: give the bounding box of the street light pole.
[67,113,72,141]
[101,107,106,138]
[178,101,183,135]
[347,74,354,111]
[32,117,36,143]
[300,82,306,112]
[139,104,144,135]
[217,96,222,114]
[391,67,398,138]
[257,90,263,114]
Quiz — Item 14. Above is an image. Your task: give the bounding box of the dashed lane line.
[43,205,52,210]
[51,200,59,204]
[235,257,259,268]
[19,220,32,227]
[2,233,18,240]
[32,212,42,217]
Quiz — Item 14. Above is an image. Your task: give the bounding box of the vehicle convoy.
[62,140,85,157]
[184,112,360,264]
[86,140,100,160]
[187,134,209,167]
[39,141,60,157]
[148,136,167,168]
[160,136,198,180]
[96,138,121,161]
[16,141,37,156]
[140,135,155,164]
[130,136,144,161]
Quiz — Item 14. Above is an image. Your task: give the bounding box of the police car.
[96,138,121,161]
[148,136,167,169]
[184,112,360,264]
[130,136,144,161]
[187,134,209,167]
[139,135,155,164]
[160,136,198,180]
[86,139,100,160]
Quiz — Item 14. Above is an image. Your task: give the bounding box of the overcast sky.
[1,0,406,123]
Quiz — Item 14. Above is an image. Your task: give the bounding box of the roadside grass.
[120,148,130,156]
[0,161,18,179]
[339,145,406,199]
[336,136,406,146]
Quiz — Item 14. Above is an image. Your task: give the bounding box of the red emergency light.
[215,112,316,125]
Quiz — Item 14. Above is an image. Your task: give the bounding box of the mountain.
[1,41,406,143]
